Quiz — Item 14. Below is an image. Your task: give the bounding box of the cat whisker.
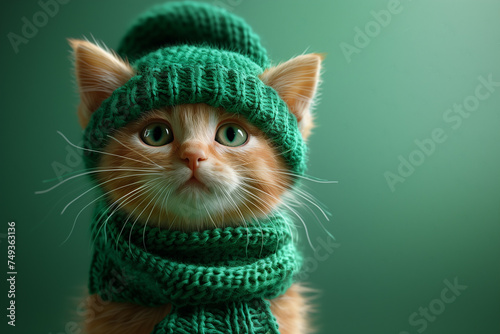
[57,130,161,168]
[286,191,335,241]
[158,188,173,229]
[291,184,332,215]
[208,187,225,226]
[106,182,158,248]
[142,186,172,250]
[92,179,157,250]
[167,214,180,231]
[127,182,168,253]
[235,186,279,219]
[233,185,282,229]
[107,134,164,170]
[239,174,332,221]
[217,186,251,255]
[238,174,335,240]
[234,188,290,253]
[242,183,315,250]
[39,165,162,185]
[234,167,338,184]
[60,172,162,215]
[233,186,273,222]
[218,186,247,227]
[237,188,291,249]
[63,178,153,247]
[267,178,335,240]
[31,181,91,232]
[202,201,218,229]
[36,167,162,194]
[230,188,266,257]
[111,178,164,250]
[90,181,154,251]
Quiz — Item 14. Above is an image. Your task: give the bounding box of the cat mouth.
[178,177,209,193]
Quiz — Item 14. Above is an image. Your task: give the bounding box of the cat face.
[98,103,290,230]
[70,40,322,230]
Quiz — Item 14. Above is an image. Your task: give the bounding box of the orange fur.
[83,294,170,334]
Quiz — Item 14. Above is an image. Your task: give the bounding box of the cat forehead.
[138,103,255,129]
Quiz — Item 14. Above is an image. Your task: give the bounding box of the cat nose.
[180,147,207,172]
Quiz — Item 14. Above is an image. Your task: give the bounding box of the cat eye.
[215,123,248,147]
[141,122,173,146]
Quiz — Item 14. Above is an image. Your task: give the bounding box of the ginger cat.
[71,39,322,334]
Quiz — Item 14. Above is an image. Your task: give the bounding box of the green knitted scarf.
[85,2,307,333]
[89,201,302,333]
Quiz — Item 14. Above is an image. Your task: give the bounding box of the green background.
[1,0,499,333]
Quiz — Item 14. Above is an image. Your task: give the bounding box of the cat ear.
[69,39,135,128]
[260,53,323,141]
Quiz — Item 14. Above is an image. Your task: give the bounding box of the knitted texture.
[82,1,308,174]
[117,1,269,67]
[89,200,302,334]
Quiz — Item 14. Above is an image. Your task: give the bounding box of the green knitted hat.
[83,1,307,174]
